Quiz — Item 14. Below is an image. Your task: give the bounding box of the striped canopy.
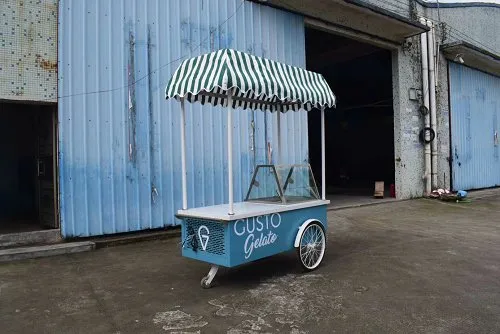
[165,49,336,113]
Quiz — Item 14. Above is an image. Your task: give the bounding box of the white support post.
[276,111,281,165]
[180,98,188,210]
[227,90,234,215]
[321,108,326,200]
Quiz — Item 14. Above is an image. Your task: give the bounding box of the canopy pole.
[227,90,234,215]
[321,107,326,200]
[276,111,281,165]
[180,98,188,210]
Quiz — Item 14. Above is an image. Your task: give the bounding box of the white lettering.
[198,225,210,251]
[256,216,264,232]
[234,219,245,236]
[243,231,279,259]
[246,218,255,233]
[244,234,254,258]
[270,213,281,228]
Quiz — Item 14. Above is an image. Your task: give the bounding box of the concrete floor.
[327,193,397,209]
[326,186,397,209]
[0,219,44,234]
[1,190,499,333]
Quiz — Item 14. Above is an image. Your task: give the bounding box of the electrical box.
[409,88,422,101]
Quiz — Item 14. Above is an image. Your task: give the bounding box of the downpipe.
[427,19,439,190]
[419,18,432,195]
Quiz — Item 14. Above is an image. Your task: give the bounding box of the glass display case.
[245,164,320,204]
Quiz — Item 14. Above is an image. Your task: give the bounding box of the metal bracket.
[201,265,219,288]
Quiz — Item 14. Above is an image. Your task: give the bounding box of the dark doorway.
[0,102,58,234]
[306,27,395,200]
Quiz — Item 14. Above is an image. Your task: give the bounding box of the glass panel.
[245,165,284,203]
[245,164,320,204]
[275,164,320,203]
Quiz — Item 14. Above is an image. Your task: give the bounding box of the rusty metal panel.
[58,0,308,237]
[0,0,58,102]
[450,62,500,190]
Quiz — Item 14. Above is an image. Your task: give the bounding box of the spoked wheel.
[297,222,326,271]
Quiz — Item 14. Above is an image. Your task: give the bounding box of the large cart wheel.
[296,222,326,271]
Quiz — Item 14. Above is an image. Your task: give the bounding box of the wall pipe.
[419,18,432,195]
[427,19,438,189]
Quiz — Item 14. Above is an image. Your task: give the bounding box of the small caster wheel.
[200,265,218,289]
[201,276,213,289]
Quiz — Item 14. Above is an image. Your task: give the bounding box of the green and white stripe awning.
[165,49,336,113]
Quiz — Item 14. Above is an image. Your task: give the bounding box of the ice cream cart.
[165,49,336,288]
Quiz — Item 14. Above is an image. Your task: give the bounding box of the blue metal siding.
[58,0,308,237]
[450,63,500,190]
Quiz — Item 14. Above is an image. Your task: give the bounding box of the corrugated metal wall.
[58,0,308,237]
[449,62,500,190]
[0,0,58,102]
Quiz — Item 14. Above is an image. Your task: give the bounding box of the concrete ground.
[326,185,397,209]
[1,190,499,334]
[327,193,397,209]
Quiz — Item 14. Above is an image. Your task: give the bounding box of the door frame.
[52,106,60,228]
[34,104,60,230]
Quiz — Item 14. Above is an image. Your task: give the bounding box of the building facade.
[1,0,499,239]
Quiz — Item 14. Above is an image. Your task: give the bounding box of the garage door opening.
[306,27,395,205]
[0,102,58,234]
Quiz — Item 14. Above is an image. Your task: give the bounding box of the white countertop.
[176,199,330,221]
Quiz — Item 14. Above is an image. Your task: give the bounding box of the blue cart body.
[179,204,328,268]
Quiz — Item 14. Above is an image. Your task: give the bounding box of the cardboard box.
[374,181,384,198]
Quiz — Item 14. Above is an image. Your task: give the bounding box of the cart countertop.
[176,200,330,221]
